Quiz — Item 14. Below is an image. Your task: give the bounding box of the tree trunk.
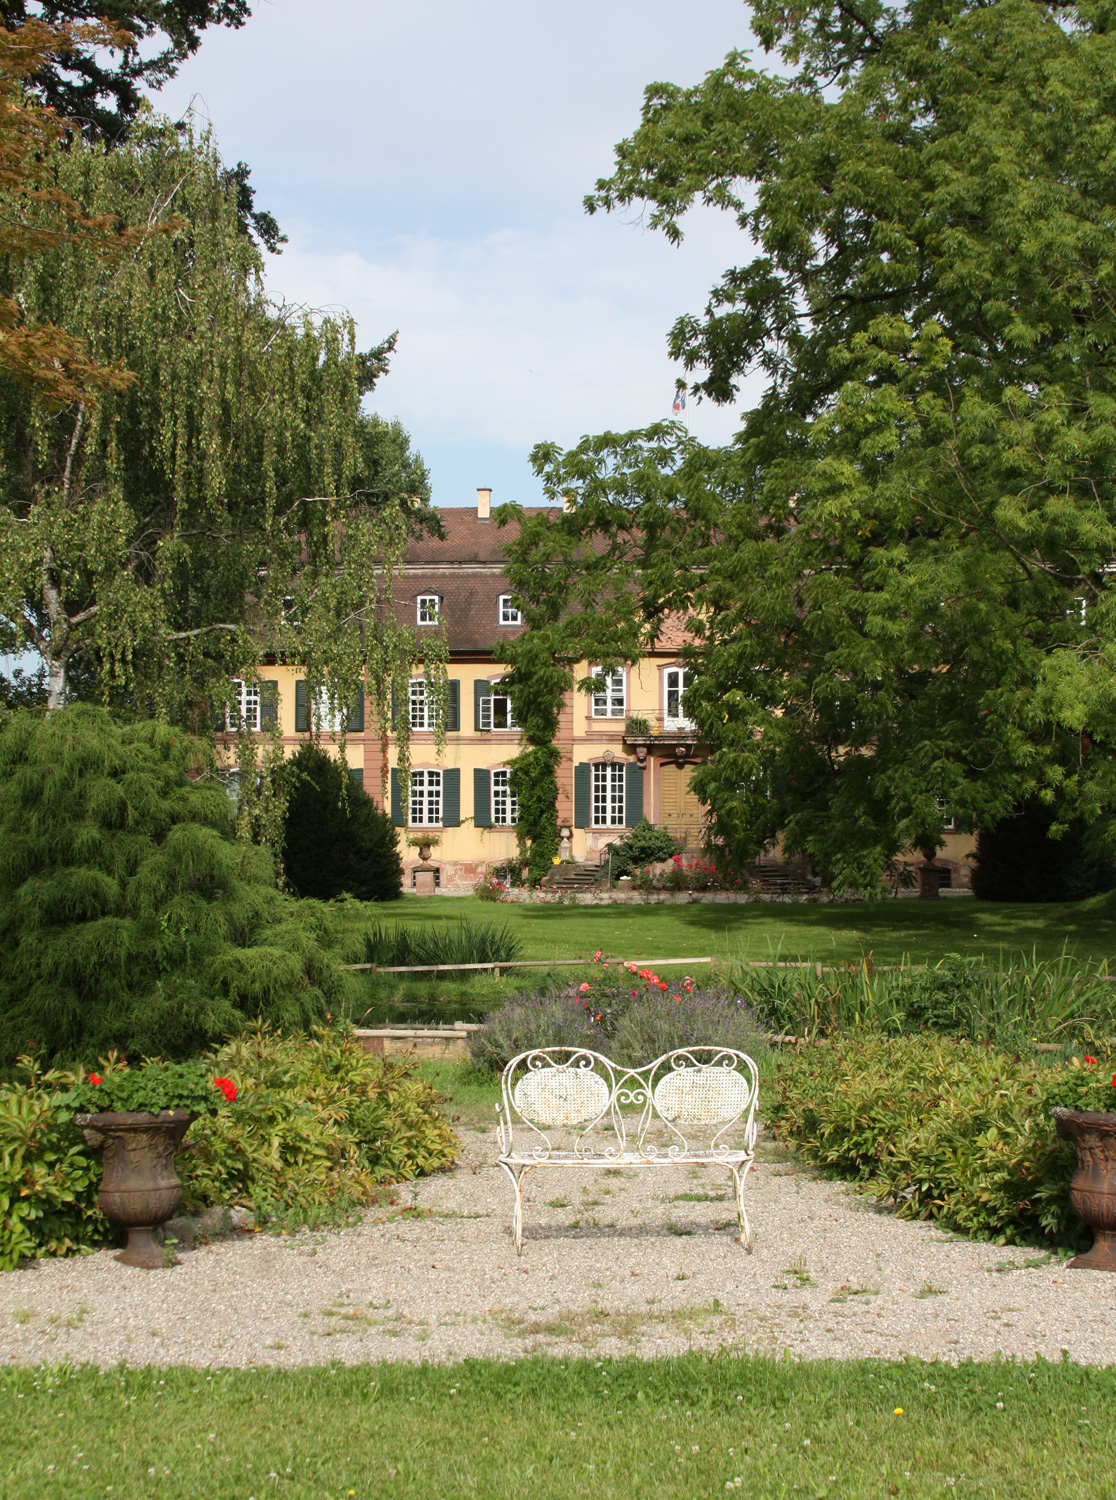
[42,544,68,711]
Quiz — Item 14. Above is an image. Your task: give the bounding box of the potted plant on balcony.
[57,1061,237,1268]
[1049,1058,1116,1272]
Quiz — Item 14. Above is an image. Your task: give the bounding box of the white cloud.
[157,0,768,469]
[270,207,758,453]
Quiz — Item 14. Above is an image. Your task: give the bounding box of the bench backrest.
[497,1046,759,1159]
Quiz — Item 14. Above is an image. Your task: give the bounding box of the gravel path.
[2,1127,1114,1369]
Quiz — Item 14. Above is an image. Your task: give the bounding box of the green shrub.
[282,743,403,902]
[605,818,682,879]
[768,1034,1116,1248]
[972,798,1116,902]
[0,706,348,1070]
[178,1027,458,1226]
[0,1029,459,1266]
[353,918,524,969]
[0,1062,106,1271]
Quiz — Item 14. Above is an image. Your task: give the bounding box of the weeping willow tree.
[0,114,446,861]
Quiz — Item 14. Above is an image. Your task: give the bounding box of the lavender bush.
[469,968,767,1072]
[610,987,767,1069]
[467,987,606,1072]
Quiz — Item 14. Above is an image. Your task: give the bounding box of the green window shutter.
[347,688,365,733]
[348,768,364,789]
[390,769,404,826]
[260,680,279,731]
[474,767,491,827]
[574,762,591,828]
[442,768,461,826]
[294,679,308,733]
[446,680,460,732]
[474,678,490,730]
[624,760,644,826]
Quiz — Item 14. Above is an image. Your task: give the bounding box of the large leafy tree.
[503,0,1116,891]
[0,2,250,138]
[0,18,142,403]
[0,118,442,821]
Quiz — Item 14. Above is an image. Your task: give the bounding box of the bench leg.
[730,1162,753,1252]
[499,1161,533,1255]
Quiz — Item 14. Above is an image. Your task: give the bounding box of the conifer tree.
[0,706,343,1070]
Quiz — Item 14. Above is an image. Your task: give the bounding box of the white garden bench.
[495,1046,759,1254]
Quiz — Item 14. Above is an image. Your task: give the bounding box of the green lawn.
[338,892,1116,967]
[2,1354,1112,1499]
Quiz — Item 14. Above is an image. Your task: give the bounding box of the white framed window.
[229,680,260,732]
[410,769,442,826]
[480,681,518,731]
[314,691,345,733]
[592,762,625,827]
[664,667,695,729]
[409,679,435,731]
[492,769,519,826]
[591,667,626,718]
[498,594,521,625]
[417,594,441,625]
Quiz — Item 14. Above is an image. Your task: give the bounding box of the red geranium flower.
[213,1077,237,1102]
[88,1073,102,1086]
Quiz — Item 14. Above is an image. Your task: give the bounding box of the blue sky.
[155,0,763,507]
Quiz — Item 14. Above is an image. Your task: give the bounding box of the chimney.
[562,491,574,514]
[477,487,491,521]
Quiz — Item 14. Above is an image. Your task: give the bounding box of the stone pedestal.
[413,865,437,896]
[558,825,573,860]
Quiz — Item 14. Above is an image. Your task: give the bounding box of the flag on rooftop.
[672,387,687,416]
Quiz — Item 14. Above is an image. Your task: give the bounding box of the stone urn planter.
[74,1110,195,1268]
[1053,1107,1116,1272]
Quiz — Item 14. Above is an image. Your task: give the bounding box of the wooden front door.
[659,762,703,845]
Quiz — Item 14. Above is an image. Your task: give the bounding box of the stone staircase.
[743,861,819,896]
[541,862,604,892]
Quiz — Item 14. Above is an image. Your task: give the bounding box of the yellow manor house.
[223,490,707,894]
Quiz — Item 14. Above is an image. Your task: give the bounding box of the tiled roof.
[395,572,524,655]
[403,506,555,565]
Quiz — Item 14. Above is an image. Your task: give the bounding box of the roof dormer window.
[417,594,441,625]
[499,594,521,625]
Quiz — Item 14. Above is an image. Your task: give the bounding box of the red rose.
[658,981,668,991]
[631,989,638,997]
[89,1073,102,1086]
[1085,1055,1098,1066]
[213,1077,237,1102]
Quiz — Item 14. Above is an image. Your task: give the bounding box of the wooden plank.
[342,956,715,973]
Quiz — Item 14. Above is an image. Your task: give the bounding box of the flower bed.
[0,1028,458,1269]
[630,854,743,893]
[468,959,767,1071]
[768,1033,1116,1249]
